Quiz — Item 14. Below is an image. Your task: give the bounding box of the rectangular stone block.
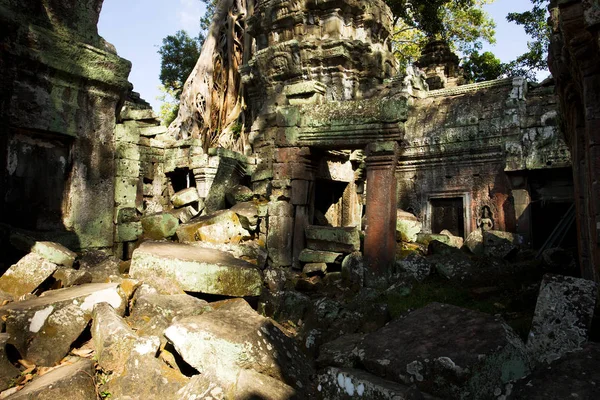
[116,159,141,177]
[116,221,143,242]
[140,125,167,137]
[291,179,312,205]
[115,177,138,207]
[114,123,140,143]
[305,226,360,253]
[116,142,140,161]
[267,216,294,267]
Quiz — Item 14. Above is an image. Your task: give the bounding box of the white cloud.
[177,0,203,34]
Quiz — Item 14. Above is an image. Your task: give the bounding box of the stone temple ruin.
[0,0,599,399]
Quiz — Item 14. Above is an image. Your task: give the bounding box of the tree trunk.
[168,0,249,153]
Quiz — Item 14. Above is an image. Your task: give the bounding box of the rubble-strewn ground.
[0,202,598,399]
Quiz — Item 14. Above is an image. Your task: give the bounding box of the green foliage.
[158,30,201,98]
[503,0,550,81]
[463,51,503,82]
[391,0,496,69]
[157,85,180,126]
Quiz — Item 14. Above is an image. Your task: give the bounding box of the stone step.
[130,242,263,297]
[305,226,360,253]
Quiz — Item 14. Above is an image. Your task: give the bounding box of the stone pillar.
[364,142,399,282]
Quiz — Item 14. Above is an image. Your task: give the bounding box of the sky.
[98,0,545,113]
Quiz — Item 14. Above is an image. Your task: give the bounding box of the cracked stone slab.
[0,283,128,366]
[526,274,597,365]
[358,302,530,399]
[130,242,263,297]
[0,253,57,298]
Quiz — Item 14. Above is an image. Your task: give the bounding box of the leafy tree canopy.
[503,0,550,81]
[390,0,496,70]
[463,51,503,83]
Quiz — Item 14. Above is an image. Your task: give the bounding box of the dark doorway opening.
[531,201,577,250]
[314,179,348,227]
[166,168,196,194]
[430,197,465,237]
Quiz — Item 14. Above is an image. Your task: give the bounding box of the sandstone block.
[483,230,523,259]
[171,187,200,208]
[0,253,57,298]
[52,267,93,288]
[358,303,529,399]
[299,249,344,264]
[464,230,484,254]
[0,283,128,366]
[169,205,200,224]
[6,359,96,400]
[92,302,138,375]
[526,274,597,365]
[303,263,327,275]
[31,241,76,268]
[225,184,254,206]
[141,213,179,240]
[231,201,260,231]
[395,253,432,282]
[306,226,360,253]
[130,242,263,297]
[177,210,250,244]
[116,221,143,242]
[316,333,365,369]
[165,298,314,396]
[440,229,464,249]
[396,210,422,243]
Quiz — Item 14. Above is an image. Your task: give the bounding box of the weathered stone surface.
[440,230,464,249]
[169,205,200,224]
[226,184,254,206]
[92,302,138,375]
[526,274,597,365]
[427,243,476,282]
[395,253,432,282]
[105,335,188,400]
[165,298,315,395]
[52,267,93,288]
[142,212,180,240]
[317,367,427,400]
[306,226,360,253]
[0,253,57,298]
[231,201,260,231]
[77,250,122,283]
[6,359,96,400]
[508,343,600,400]
[129,293,211,339]
[171,188,200,208]
[130,242,262,297]
[483,231,523,259]
[177,210,250,244]
[299,249,344,264]
[358,303,529,399]
[396,210,422,243]
[235,369,298,400]
[416,233,450,247]
[341,252,365,289]
[0,334,20,392]
[31,242,77,268]
[317,333,365,369]
[464,230,484,255]
[303,263,327,275]
[0,283,127,366]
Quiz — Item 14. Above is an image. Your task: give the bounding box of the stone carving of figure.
[477,206,494,231]
[403,65,429,93]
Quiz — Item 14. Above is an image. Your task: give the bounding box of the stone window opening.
[425,192,471,238]
[166,168,196,196]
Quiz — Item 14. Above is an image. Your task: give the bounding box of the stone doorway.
[430,197,465,237]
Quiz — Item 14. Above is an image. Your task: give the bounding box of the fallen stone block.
[130,242,263,297]
[395,253,432,282]
[231,201,259,231]
[464,230,484,255]
[306,226,360,253]
[169,205,200,224]
[396,210,422,243]
[316,333,365,369]
[31,242,77,268]
[317,367,427,400]
[341,252,365,289]
[171,187,200,208]
[129,293,211,340]
[0,334,20,392]
[226,184,254,206]
[299,249,344,264]
[0,253,57,298]
[92,302,138,375]
[427,242,476,282]
[0,283,128,366]
[416,233,450,247]
[52,267,92,288]
[483,230,523,259]
[358,302,530,399]
[105,335,189,400]
[141,212,180,240]
[165,298,315,396]
[440,229,464,249]
[77,250,122,283]
[177,210,251,244]
[7,358,96,400]
[303,263,327,275]
[508,342,600,400]
[526,274,597,365]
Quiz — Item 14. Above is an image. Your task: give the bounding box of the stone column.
[364,141,399,283]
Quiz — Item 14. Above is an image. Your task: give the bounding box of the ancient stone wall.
[0,0,132,253]
[399,77,571,245]
[548,0,600,281]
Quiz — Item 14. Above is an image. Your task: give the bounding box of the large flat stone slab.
[7,359,95,400]
[526,274,597,365]
[0,253,57,298]
[358,303,529,399]
[305,226,360,253]
[0,283,127,366]
[130,242,263,297]
[165,298,315,396]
